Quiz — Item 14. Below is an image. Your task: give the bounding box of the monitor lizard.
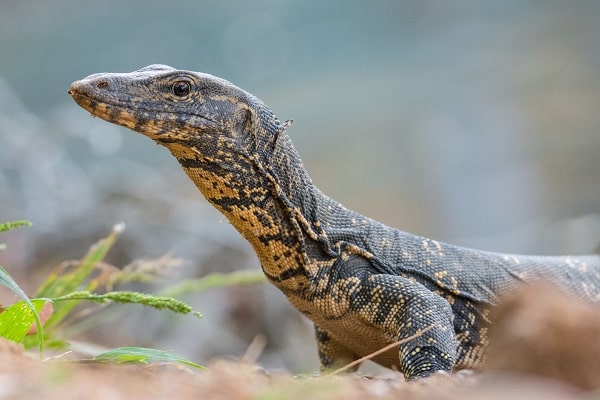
[68,65,600,380]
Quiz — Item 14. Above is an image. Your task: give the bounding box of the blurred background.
[0,1,599,372]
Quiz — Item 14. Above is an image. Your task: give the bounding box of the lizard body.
[69,65,600,379]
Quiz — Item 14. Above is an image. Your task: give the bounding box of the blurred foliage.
[93,346,205,369]
[0,221,265,369]
[160,269,266,298]
[0,221,32,233]
[0,223,203,354]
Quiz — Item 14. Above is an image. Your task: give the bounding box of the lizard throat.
[170,143,316,292]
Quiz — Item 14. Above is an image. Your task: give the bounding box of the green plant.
[0,219,267,369]
[0,220,45,353]
[0,221,202,368]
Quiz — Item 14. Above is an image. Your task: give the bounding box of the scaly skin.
[69,65,600,379]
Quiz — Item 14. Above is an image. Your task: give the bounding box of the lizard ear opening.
[232,107,253,141]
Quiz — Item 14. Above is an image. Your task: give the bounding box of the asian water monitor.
[69,65,600,380]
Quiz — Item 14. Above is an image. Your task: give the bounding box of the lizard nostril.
[67,81,81,95]
[96,81,109,89]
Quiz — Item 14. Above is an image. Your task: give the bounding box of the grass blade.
[94,347,205,369]
[159,269,266,298]
[0,220,32,233]
[35,223,125,330]
[52,290,202,318]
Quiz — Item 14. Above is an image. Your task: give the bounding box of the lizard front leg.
[363,274,457,380]
[314,325,359,372]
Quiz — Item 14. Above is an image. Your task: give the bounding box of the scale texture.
[69,65,600,379]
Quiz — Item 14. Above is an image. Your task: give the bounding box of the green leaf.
[0,265,44,353]
[94,347,205,369]
[0,299,47,343]
[0,220,32,233]
[159,269,266,298]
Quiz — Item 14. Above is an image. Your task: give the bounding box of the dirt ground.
[1,285,598,400]
[0,344,584,400]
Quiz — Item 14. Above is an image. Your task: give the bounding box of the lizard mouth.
[68,80,221,138]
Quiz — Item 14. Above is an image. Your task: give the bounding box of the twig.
[326,322,440,376]
[241,334,267,364]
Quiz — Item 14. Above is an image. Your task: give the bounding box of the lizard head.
[68,64,284,160]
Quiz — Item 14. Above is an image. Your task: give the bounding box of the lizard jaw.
[68,79,221,141]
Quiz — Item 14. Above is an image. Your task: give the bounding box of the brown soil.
[1,284,597,399]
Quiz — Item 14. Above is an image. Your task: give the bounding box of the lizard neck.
[165,126,335,293]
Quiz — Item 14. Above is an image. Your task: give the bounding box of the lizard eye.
[172,81,191,97]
